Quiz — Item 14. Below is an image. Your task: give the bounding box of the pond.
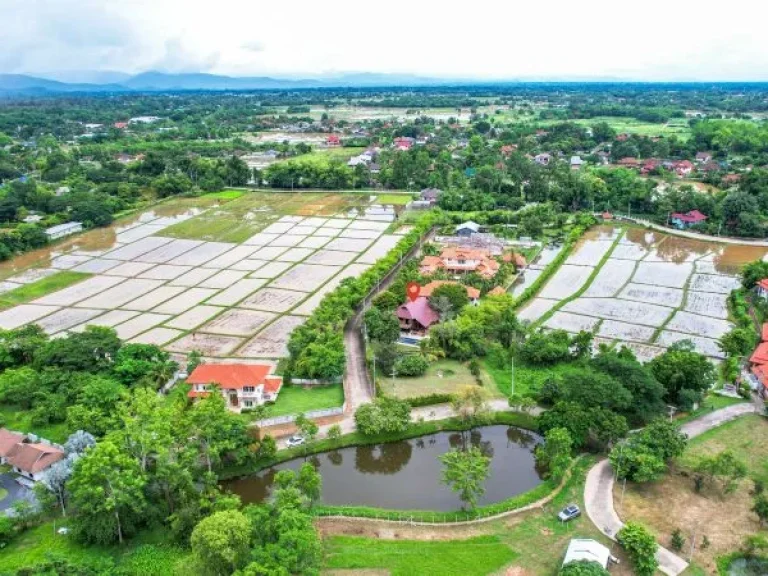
[223,425,544,511]
[727,556,768,575]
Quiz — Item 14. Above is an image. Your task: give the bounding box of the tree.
[364,307,400,344]
[719,327,757,358]
[695,450,747,494]
[650,343,715,409]
[430,283,469,312]
[742,260,768,289]
[394,354,429,377]
[610,419,686,483]
[191,510,252,575]
[439,447,491,509]
[296,462,322,507]
[559,560,610,576]
[68,440,147,544]
[64,430,96,454]
[354,397,411,435]
[535,427,573,480]
[753,494,768,526]
[295,413,319,445]
[451,385,490,423]
[113,343,177,389]
[38,457,75,517]
[327,424,342,443]
[186,393,249,473]
[617,521,659,576]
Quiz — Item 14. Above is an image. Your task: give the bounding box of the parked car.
[558,504,581,522]
[286,435,305,447]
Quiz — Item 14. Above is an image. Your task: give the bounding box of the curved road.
[584,402,758,576]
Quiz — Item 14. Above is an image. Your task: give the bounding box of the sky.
[2,0,767,81]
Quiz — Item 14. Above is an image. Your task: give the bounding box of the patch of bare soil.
[316,518,488,541]
[616,467,759,574]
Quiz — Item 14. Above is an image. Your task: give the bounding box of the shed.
[456,221,480,237]
[45,222,83,240]
[562,539,611,569]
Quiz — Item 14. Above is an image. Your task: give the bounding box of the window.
[244,400,253,407]
[243,386,255,393]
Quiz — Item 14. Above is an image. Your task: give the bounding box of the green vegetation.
[382,359,498,399]
[323,535,517,576]
[199,189,244,200]
[252,384,343,419]
[375,192,413,205]
[0,271,90,310]
[0,403,69,443]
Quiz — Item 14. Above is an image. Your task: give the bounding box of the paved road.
[584,402,758,576]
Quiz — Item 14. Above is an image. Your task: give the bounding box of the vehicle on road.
[286,435,305,447]
[558,504,581,522]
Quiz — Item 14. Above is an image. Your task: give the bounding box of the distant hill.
[0,70,466,95]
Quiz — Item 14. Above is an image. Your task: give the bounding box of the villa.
[420,247,500,279]
[187,363,283,413]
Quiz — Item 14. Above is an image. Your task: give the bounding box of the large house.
[420,247,500,279]
[396,297,440,333]
[0,428,65,482]
[187,363,283,413]
[670,210,707,230]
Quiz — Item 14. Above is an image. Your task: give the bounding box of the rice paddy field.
[518,225,763,361]
[0,191,408,366]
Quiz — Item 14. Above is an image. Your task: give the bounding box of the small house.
[562,539,612,570]
[4,438,65,482]
[396,297,439,333]
[534,153,552,166]
[113,122,128,129]
[45,222,83,240]
[326,134,341,147]
[187,363,283,413]
[757,279,768,300]
[420,188,442,205]
[670,210,707,230]
[570,156,584,170]
[456,221,480,237]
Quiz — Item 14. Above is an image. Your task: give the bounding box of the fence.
[255,403,346,428]
[291,377,343,386]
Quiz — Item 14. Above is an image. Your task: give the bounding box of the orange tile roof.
[762,323,768,342]
[758,278,768,292]
[420,280,480,300]
[753,363,768,390]
[6,442,65,475]
[0,428,25,458]
[488,286,507,296]
[187,364,282,392]
[751,342,768,365]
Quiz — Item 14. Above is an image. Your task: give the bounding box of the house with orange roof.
[757,279,768,300]
[2,435,65,482]
[187,363,283,413]
[419,247,500,279]
[0,428,26,465]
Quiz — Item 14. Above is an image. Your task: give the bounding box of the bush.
[354,397,411,435]
[406,393,454,407]
[395,354,429,377]
[617,521,659,576]
[670,528,685,551]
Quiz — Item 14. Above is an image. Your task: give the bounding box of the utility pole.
[510,355,515,397]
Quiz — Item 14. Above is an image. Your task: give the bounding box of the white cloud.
[1,0,767,80]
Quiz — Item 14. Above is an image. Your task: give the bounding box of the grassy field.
[198,189,244,201]
[161,191,374,242]
[375,193,414,205]
[565,116,691,139]
[319,457,633,576]
[323,535,517,576]
[379,359,501,399]
[0,404,69,443]
[483,358,582,398]
[0,523,191,575]
[279,147,366,166]
[258,384,344,419]
[0,271,90,310]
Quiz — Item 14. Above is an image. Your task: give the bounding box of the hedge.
[406,393,455,408]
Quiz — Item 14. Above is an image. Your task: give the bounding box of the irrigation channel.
[223,425,543,511]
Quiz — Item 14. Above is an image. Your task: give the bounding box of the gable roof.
[6,442,65,475]
[671,210,707,223]
[758,279,768,292]
[456,221,480,232]
[0,428,26,458]
[396,297,439,329]
[187,363,282,392]
[762,323,768,342]
[751,342,768,365]
[752,364,768,391]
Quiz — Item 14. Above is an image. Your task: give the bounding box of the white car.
[286,435,305,447]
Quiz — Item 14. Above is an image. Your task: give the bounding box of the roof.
[757,279,768,292]
[488,286,507,296]
[45,222,82,234]
[562,539,611,569]
[751,342,768,365]
[752,364,768,390]
[420,188,441,199]
[456,221,480,232]
[187,363,282,392]
[396,297,440,329]
[671,210,707,223]
[0,428,25,458]
[762,323,768,342]
[513,253,527,267]
[6,442,65,475]
[420,281,480,300]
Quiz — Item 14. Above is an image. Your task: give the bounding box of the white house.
[0,428,66,482]
[757,279,768,300]
[186,363,283,413]
[45,222,83,240]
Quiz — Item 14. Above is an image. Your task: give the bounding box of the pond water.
[727,557,768,575]
[224,425,543,511]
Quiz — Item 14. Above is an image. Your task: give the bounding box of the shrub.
[670,528,685,551]
[617,521,659,576]
[395,354,429,377]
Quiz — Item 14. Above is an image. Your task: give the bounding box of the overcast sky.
[2,0,767,81]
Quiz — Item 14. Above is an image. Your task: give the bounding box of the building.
[617,157,640,168]
[45,221,83,240]
[675,160,695,177]
[6,442,66,482]
[114,122,129,129]
[570,156,584,170]
[757,279,768,300]
[326,134,341,147]
[186,363,283,413]
[670,210,707,230]
[419,280,480,305]
[562,539,612,570]
[534,153,552,166]
[420,247,500,279]
[0,428,26,465]
[420,188,442,205]
[456,221,480,237]
[396,297,440,333]
[696,152,713,163]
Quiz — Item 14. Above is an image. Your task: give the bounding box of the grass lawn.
[378,359,502,400]
[199,189,244,201]
[672,394,746,426]
[483,357,582,398]
[375,193,414,205]
[0,487,7,502]
[0,404,69,443]
[0,523,191,575]
[256,384,344,419]
[320,457,633,576]
[279,147,366,166]
[0,271,90,311]
[323,535,517,576]
[559,116,691,139]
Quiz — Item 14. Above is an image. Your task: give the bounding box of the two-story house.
[186,363,283,413]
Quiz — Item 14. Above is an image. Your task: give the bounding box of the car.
[286,435,305,447]
[557,504,581,522]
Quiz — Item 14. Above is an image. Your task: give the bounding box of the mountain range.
[0,71,463,95]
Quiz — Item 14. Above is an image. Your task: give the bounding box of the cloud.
[151,38,221,73]
[241,40,266,53]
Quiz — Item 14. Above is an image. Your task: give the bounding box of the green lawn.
[200,189,244,201]
[255,384,344,419]
[323,535,517,576]
[483,357,582,398]
[0,404,69,443]
[0,271,90,310]
[375,193,414,205]
[559,116,692,139]
[379,359,501,400]
[0,487,7,502]
[279,147,366,166]
[679,414,768,484]
[0,523,191,575]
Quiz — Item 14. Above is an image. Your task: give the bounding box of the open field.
[374,193,413,205]
[279,146,366,166]
[258,384,344,418]
[0,271,90,310]
[554,116,692,139]
[618,414,768,573]
[379,359,498,399]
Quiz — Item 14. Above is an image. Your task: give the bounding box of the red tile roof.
[187,364,282,392]
[751,342,768,365]
[758,279,768,292]
[396,297,440,329]
[753,363,768,390]
[6,442,65,475]
[762,323,768,342]
[671,210,707,223]
[0,428,25,458]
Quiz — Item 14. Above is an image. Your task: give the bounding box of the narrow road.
[615,215,768,247]
[584,402,758,576]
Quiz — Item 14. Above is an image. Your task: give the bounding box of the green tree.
[742,260,768,289]
[68,440,147,544]
[535,427,573,480]
[295,413,319,445]
[430,283,470,312]
[753,494,768,526]
[327,424,342,443]
[650,342,715,409]
[186,393,249,473]
[364,306,401,344]
[191,510,252,575]
[617,521,659,576]
[695,450,748,494]
[451,385,490,423]
[559,560,610,576]
[354,397,411,435]
[296,462,322,507]
[719,327,757,358]
[439,446,491,510]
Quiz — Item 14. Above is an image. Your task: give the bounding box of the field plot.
[237,315,306,358]
[113,313,170,340]
[104,261,156,277]
[610,243,648,261]
[657,331,724,358]
[168,333,244,356]
[688,273,741,294]
[562,297,671,327]
[206,279,266,306]
[619,283,683,308]
[543,312,599,333]
[152,288,220,314]
[632,261,693,289]
[684,291,729,319]
[122,286,186,312]
[77,279,166,309]
[357,236,401,264]
[518,298,559,323]
[36,308,102,335]
[582,259,634,297]
[71,258,121,274]
[305,249,358,266]
[240,288,306,313]
[130,327,183,346]
[565,240,613,266]
[539,265,594,300]
[165,305,223,330]
[270,263,341,292]
[201,308,275,337]
[34,275,123,306]
[664,311,731,339]
[597,320,655,343]
[139,264,193,280]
